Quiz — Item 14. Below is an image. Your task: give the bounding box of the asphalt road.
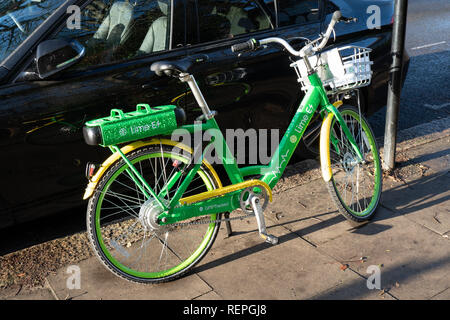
[369,0,450,137]
[0,0,449,256]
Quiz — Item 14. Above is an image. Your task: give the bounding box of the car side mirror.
[36,39,85,79]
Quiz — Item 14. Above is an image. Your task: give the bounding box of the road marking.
[411,41,446,50]
[424,102,450,110]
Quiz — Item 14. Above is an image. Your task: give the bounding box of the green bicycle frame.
[109,72,364,225]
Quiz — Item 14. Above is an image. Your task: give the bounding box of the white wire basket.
[291,46,373,94]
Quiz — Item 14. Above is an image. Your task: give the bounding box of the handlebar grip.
[231,39,260,53]
[332,10,342,22]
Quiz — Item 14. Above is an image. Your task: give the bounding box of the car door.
[0,0,187,226]
[184,0,323,166]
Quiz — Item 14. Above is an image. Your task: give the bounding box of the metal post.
[383,0,408,171]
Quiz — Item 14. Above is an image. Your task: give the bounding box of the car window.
[196,0,272,43]
[277,0,320,27]
[261,0,275,16]
[54,0,172,69]
[0,0,63,65]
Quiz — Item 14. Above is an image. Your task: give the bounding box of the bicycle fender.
[83,138,221,200]
[320,101,343,182]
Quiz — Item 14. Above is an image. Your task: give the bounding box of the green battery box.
[83,104,186,146]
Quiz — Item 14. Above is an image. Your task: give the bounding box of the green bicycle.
[82,11,382,283]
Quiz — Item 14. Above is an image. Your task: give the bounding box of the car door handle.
[142,83,169,90]
[142,80,170,90]
[189,53,209,64]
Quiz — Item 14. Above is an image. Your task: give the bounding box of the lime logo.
[290,135,297,144]
[119,128,127,136]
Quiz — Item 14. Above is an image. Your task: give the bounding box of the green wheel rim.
[331,109,382,217]
[94,151,217,280]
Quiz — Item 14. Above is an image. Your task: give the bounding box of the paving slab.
[381,137,450,236]
[264,177,364,247]
[316,205,450,300]
[0,286,55,300]
[193,290,223,300]
[193,218,380,300]
[309,280,396,300]
[402,136,450,173]
[382,171,450,235]
[430,288,450,300]
[46,257,213,300]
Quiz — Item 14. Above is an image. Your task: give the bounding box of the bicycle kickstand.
[224,212,233,237]
[250,196,279,245]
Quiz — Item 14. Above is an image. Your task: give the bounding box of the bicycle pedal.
[260,233,279,245]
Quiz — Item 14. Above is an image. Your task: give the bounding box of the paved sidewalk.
[1,119,449,300]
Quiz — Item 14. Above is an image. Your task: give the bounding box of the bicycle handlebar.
[312,10,341,53]
[231,10,343,57]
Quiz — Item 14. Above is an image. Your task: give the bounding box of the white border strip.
[411,41,446,50]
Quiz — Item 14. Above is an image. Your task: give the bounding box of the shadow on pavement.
[381,171,449,215]
[193,170,449,276]
[310,254,450,300]
[396,148,450,168]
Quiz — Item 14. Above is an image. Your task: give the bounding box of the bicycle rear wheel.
[321,105,382,222]
[86,144,222,283]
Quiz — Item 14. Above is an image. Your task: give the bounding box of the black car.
[0,0,409,228]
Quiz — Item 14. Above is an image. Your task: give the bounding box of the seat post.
[179,73,215,120]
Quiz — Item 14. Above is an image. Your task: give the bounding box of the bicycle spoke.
[101,197,139,219]
[327,107,381,218]
[89,146,220,282]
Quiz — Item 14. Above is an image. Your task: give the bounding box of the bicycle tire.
[321,105,382,222]
[86,144,222,283]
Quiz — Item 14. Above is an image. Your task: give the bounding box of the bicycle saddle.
[151,54,209,77]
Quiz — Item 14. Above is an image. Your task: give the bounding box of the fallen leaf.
[340,264,349,271]
[17,273,26,277]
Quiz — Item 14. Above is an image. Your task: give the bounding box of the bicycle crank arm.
[251,196,278,245]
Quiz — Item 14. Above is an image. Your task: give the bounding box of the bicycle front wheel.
[321,105,382,222]
[86,144,222,283]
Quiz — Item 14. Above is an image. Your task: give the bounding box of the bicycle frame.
[106,71,364,226]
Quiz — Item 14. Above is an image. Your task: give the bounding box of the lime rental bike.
[82,11,382,283]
